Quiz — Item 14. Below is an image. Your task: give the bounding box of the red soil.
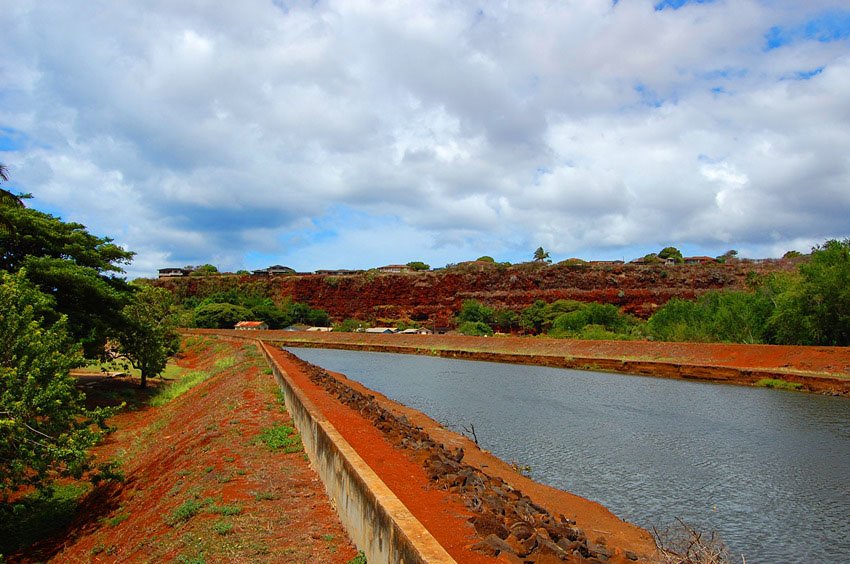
[11,338,357,563]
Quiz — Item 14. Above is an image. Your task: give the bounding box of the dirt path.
[12,337,357,563]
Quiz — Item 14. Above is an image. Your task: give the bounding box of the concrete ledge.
[258,341,456,564]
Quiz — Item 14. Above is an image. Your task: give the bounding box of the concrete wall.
[258,341,455,564]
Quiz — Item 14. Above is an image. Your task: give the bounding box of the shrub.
[457,321,494,336]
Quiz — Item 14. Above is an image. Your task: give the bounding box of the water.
[287,347,850,563]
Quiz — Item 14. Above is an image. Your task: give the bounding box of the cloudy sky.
[2,0,849,277]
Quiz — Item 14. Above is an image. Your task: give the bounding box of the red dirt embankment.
[13,337,357,563]
[154,259,797,321]
[197,330,850,397]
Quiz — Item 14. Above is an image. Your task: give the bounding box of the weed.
[212,519,234,536]
[509,460,533,477]
[214,356,236,370]
[348,551,367,564]
[258,424,303,453]
[235,469,247,476]
[216,473,233,484]
[755,378,803,391]
[321,533,335,542]
[149,371,210,407]
[223,456,235,463]
[204,466,214,474]
[105,512,130,527]
[253,491,277,501]
[208,503,242,516]
[166,498,204,526]
[176,554,206,564]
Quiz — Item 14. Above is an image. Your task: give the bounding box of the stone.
[470,534,513,557]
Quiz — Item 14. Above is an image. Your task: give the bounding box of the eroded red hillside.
[154,260,797,323]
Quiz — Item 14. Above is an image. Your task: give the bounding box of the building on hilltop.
[158,267,192,278]
[377,264,413,274]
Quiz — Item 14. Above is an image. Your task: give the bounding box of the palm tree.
[0,163,25,207]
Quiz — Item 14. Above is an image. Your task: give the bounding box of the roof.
[234,321,266,328]
[364,327,397,333]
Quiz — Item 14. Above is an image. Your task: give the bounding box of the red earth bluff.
[152,260,797,325]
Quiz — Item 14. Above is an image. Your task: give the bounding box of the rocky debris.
[288,351,638,562]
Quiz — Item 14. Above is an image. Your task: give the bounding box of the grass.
[258,424,304,453]
[212,519,234,536]
[348,551,367,564]
[166,498,205,526]
[149,370,212,407]
[208,503,242,516]
[0,483,91,555]
[755,378,803,391]
[104,512,130,527]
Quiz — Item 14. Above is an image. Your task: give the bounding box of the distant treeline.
[176,288,330,329]
[455,239,850,347]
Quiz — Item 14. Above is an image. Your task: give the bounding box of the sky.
[1,0,849,278]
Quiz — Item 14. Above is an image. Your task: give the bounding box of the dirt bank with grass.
[6,336,358,563]
[192,330,850,397]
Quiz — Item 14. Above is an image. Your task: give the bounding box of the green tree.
[476,256,495,263]
[406,261,430,271]
[0,204,134,355]
[770,239,850,345]
[190,264,219,276]
[717,249,738,263]
[533,247,551,263]
[658,246,684,263]
[0,163,26,209]
[457,321,494,336]
[0,271,112,495]
[456,300,494,325]
[117,285,181,388]
[192,302,254,329]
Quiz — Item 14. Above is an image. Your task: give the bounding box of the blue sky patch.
[654,0,716,11]
[0,127,27,152]
[766,10,850,50]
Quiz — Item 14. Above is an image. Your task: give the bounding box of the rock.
[470,534,513,557]
[470,514,510,539]
[505,532,538,557]
[509,520,536,541]
[624,550,639,561]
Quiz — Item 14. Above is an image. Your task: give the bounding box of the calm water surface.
[287,347,850,563]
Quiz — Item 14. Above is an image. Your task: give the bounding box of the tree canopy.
[533,247,551,262]
[0,271,113,495]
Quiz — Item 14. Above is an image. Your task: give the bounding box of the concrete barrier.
[258,341,456,564]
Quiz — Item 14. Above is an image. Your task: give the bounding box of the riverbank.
[189,330,850,397]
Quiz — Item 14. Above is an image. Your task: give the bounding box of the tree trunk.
[140,370,147,388]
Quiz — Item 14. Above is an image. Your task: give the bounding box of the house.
[377,264,412,274]
[365,327,398,334]
[267,265,295,275]
[306,326,333,332]
[684,256,718,265]
[315,269,365,276]
[234,321,268,330]
[157,267,191,278]
[399,328,433,335]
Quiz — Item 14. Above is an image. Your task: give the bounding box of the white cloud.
[1,0,848,277]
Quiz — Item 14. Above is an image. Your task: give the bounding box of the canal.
[287,347,850,563]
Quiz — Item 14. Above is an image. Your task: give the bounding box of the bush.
[457,321,494,336]
[192,303,254,329]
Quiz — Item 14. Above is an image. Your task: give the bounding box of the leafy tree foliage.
[457,321,494,336]
[520,299,582,334]
[0,203,134,355]
[192,302,254,329]
[117,285,181,387]
[658,246,684,263]
[189,264,219,276]
[406,261,430,271]
[768,239,850,345]
[456,300,495,325]
[533,247,551,262]
[476,256,495,263]
[0,271,112,495]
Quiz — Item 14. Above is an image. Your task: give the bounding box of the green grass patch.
[0,483,91,555]
[166,498,205,526]
[208,503,242,516]
[214,356,236,370]
[212,519,234,536]
[756,378,804,391]
[104,512,130,527]
[149,371,210,407]
[349,551,367,564]
[258,424,303,453]
[253,491,277,501]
